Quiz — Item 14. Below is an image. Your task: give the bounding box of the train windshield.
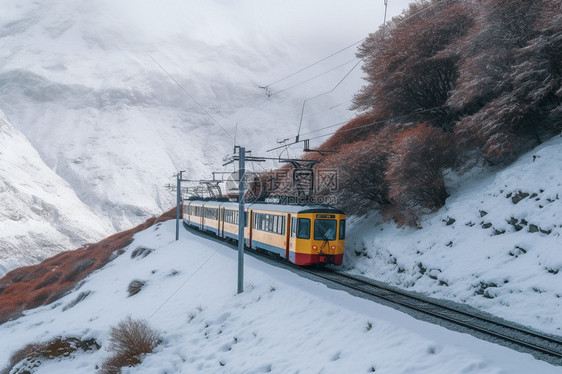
[297,218,310,239]
[314,219,337,241]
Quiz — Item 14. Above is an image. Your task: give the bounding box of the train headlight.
[331,245,336,250]
[312,245,318,250]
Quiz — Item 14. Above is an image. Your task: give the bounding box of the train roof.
[185,200,345,215]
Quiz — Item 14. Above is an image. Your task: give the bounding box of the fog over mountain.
[0,0,409,272]
[0,0,409,231]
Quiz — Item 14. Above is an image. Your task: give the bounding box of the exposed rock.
[511,191,530,204]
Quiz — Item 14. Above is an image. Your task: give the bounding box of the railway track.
[245,248,562,366]
[184,223,562,365]
[298,267,562,366]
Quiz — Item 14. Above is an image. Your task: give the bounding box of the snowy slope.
[346,135,562,336]
[0,110,113,277]
[0,0,410,231]
[0,220,558,373]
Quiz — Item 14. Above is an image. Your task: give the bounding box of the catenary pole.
[237,147,245,294]
[384,0,389,24]
[175,170,184,241]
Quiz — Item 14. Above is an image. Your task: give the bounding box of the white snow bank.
[0,220,558,373]
[346,134,562,336]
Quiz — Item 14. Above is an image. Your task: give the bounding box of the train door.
[248,210,253,248]
[220,207,224,238]
[285,214,291,260]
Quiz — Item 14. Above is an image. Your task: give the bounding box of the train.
[183,200,346,266]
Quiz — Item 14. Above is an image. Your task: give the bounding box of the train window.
[228,210,234,224]
[279,216,285,235]
[297,218,310,239]
[314,220,337,241]
[273,216,278,233]
[244,212,248,227]
[291,217,296,237]
[339,220,346,240]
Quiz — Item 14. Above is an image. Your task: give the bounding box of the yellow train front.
[183,200,345,266]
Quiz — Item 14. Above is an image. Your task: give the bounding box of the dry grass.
[0,206,178,324]
[1,337,101,374]
[101,317,161,374]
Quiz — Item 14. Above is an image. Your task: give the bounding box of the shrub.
[130,247,154,260]
[101,317,160,374]
[1,343,41,374]
[2,337,100,374]
[62,291,92,311]
[127,280,145,297]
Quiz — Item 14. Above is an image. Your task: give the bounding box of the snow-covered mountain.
[0,0,408,233]
[0,110,112,277]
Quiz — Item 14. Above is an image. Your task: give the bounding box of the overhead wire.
[271,58,358,96]
[260,0,451,97]
[296,60,362,139]
[269,0,455,150]
[262,38,365,88]
[149,54,236,142]
[147,247,220,320]
[305,105,449,142]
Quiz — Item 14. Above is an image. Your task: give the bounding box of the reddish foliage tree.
[264,0,560,225]
[317,114,380,152]
[451,0,560,163]
[354,0,472,131]
[385,124,455,226]
[319,126,401,215]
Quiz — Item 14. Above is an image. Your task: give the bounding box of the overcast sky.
[243,0,414,55]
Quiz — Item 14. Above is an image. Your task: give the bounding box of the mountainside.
[0,111,113,277]
[346,135,562,336]
[0,221,559,373]
[0,136,560,372]
[0,0,393,232]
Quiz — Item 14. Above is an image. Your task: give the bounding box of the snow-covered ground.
[0,111,113,277]
[1,220,559,374]
[345,135,562,337]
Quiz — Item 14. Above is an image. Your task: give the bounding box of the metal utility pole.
[223,146,252,294]
[384,0,389,25]
[175,171,185,241]
[237,146,245,294]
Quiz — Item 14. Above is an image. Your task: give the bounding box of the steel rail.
[298,267,562,364]
[183,223,562,365]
